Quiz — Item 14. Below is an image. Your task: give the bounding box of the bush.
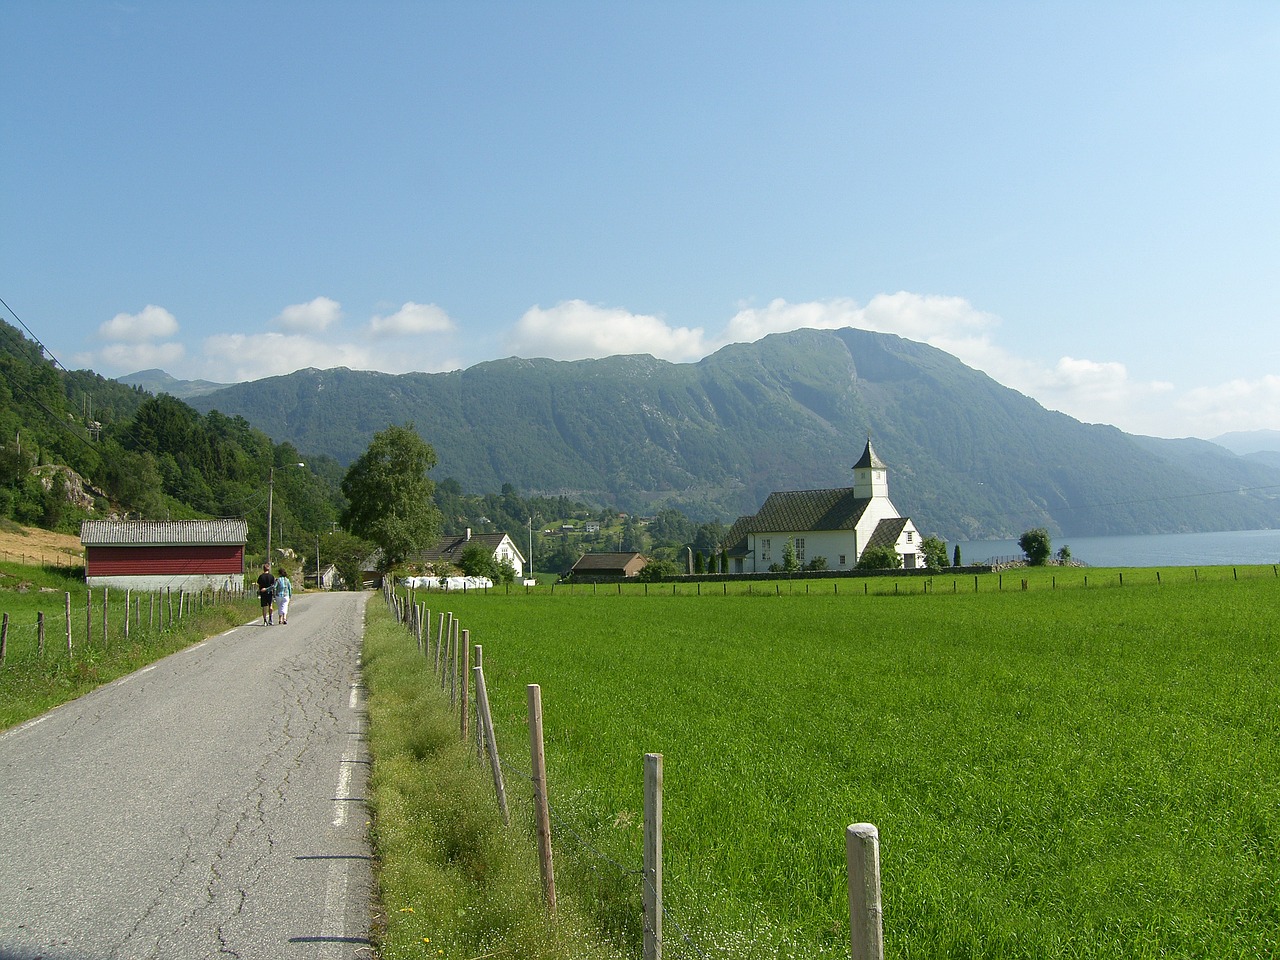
[1019,527,1053,566]
[856,545,902,570]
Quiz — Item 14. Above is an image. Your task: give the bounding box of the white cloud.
[367,302,455,338]
[199,331,460,382]
[98,305,178,342]
[97,340,186,372]
[275,296,343,333]
[507,300,710,361]
[1179,376,1280,437]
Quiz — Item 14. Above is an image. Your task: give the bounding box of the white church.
[725,439,923,572]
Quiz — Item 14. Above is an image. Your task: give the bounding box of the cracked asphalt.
[0,591,374,960]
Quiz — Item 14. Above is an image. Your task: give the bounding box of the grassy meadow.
[0,561,260,730]
[381,566,1279,959]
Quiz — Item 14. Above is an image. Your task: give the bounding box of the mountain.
[118,368,237,400]
[186,327,1280,540]
[1211,429,1280,457]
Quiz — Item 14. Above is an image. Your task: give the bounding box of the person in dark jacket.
[256,563,276,624]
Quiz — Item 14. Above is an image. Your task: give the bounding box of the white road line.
[319,858,350,960]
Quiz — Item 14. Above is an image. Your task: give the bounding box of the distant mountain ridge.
[118,368,237,400]
[183,327,1280,540]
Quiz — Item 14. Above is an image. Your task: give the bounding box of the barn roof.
[80,519,249,547]
[571,552,645,572]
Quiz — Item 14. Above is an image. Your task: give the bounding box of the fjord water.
[956,528,1280,567]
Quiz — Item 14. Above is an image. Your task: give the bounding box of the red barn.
[80,519,249,592]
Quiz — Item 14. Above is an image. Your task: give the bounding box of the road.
[0,591,374,960]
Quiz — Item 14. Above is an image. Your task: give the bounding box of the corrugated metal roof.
[80,519,249,546]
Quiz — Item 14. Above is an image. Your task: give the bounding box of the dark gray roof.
[852,438,886,470]
[865,517,909,550]
[80,519,248,546]
[416,532,522,565]
[736,488,872,535]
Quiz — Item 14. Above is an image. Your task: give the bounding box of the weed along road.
[0,591,373,960]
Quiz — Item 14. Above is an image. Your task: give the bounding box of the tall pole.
[266,466,274,566]
[528,516,533,581]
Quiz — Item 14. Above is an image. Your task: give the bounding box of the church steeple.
[852,437,888,499]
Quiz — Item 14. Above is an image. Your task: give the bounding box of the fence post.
[65,592,71,654]
[474,658,509,825]
[38,611,45,656]
[643,753,664,960]
[527,684,557,913]
[435,612,446,676]
[460,628,470,741]
[0,612,7,664]
[124,589,130,641]
[846,823,884,960]
[103,586,110,647]
[86,588,92,648]
[450,618,460,708]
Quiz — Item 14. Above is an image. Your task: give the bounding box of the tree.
[953,543,962,567]
[458,543,498,579]
[637,558,681,582]
[781,538,801,573]
[1019,527,1052,566]
[340,424,442,569]
[921,535,948,570]
[1056,544,1072,564]
[856,545,902,570]
[323,530,374,591]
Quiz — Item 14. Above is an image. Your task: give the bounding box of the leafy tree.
[781,538,801,573]
[856,545,902,570]
[921,535,948,570]
[637,558,681,582]
[805,555,829,572]
[340,424,443,569]
[459,543,498,579]
[1056,544,1072,564]
[953,543,962,567]
[1019,527,1053,566]
[323,530,374,591]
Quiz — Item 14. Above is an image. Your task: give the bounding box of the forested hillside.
[187,327,1280,539]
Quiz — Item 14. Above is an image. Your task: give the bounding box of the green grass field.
[387,567,1279,959]
[0,562,260,730]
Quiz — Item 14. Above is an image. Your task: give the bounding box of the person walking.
[256,563,276,624]
[274,567,293,624]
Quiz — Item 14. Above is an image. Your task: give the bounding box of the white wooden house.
[725,440,922,572]
[417,528,525,578]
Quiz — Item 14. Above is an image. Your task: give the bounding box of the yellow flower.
[399,907,415,914]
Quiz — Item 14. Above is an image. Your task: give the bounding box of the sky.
[2,1,1278,440]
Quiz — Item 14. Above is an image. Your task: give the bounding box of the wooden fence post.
[474,657,510,825]
[528,684,557,912]
[846,823,884,960]
[38,611,45,656]
[65,592,71,654]
[124,589,130,641]
[103,586,110,647]
[435,612,446,677]
[0,612,8,664]
[460,628,470,741]
[450,618,460,708]
[86,588,92,648]
[643,753,663,960]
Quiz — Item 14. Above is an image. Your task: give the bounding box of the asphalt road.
[0,591,374,960]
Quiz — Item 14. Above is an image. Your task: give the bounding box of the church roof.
[865,517,909,549]
[736,487,872,534]
[852,438,886,470]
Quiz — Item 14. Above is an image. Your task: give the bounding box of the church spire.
[852,437,888,499]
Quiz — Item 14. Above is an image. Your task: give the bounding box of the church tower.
[852,438,888,500]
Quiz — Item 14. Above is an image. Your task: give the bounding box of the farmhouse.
[725,439,922,573]
[417,528,525,579]
[80,519,249,592]
[569,552,647,580]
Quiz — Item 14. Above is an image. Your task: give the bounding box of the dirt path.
[0,524,84,565]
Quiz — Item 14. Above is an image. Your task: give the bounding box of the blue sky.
[3,1,1277,440]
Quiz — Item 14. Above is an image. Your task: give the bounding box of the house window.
[906,531,913,543]
[760,537,771,561]
[839,555,846,567]
[795,538,806,562]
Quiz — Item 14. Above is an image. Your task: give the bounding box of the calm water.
[954,528,1280,568]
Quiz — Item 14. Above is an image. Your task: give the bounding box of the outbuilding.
[80,519,249,592]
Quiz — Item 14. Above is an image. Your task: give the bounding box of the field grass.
[362,600,628,960]
[391,566,1280,959]
[0,561,261,731]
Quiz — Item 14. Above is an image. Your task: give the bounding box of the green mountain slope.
[187,327,1280,539]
